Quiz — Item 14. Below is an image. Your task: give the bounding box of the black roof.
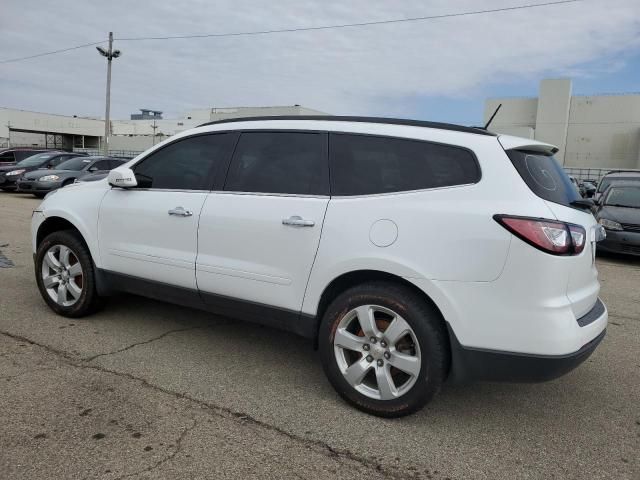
[198,115,496,136]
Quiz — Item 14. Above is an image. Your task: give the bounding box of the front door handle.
[282,215,315,227]
[168,206,193,217]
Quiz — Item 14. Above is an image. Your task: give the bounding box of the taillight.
[494,215,586,256]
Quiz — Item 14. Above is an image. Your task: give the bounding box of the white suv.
[31,116,608,417]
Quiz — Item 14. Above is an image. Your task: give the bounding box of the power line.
[0,0,580,64]
[0,40,105,64]
[116,0,580,42]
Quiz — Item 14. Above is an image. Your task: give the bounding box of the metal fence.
[73,148,143,159]
[563,167,640,184]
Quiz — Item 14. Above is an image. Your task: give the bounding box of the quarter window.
[224,132,328,195]
[133,133,236,190]
[330,133,481,196]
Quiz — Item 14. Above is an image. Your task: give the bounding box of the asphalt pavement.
[1,193,638,479]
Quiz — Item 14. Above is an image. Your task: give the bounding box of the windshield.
[16,152,57,167]
[598,175,640,193]
[604,186,640,208]
[56,157,93,171]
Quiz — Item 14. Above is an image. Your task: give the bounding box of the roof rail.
[197,115,497,136]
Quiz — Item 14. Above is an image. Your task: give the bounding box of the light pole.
[97,32,121,155]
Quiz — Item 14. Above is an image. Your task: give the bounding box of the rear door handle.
[168,206,193,217]
[282,215,315,227]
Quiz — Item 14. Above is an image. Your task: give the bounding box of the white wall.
[485,80,640,169]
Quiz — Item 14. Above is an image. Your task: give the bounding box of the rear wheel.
[319,282,448,417]
[35,230,102,317]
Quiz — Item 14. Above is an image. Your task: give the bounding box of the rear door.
[98,133,237,289]
[196,131,329,313]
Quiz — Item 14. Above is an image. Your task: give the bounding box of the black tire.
[35,230,103,317]
[33,193,46,198]
[319,281,448,418]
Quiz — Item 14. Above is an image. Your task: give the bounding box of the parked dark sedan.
[0,147,52,166]
[595,184,640,257]
[0,151,87,191]
[17,156,126,197]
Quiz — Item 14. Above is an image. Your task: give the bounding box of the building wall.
[485,80,640,169]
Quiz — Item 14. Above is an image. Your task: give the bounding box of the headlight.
[6,169,26,176]
[38,175,60,182]
[598,218,623,231]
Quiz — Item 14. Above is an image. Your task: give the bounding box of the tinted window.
[108,160,125,169]
[16,152,57,167]
[225,132,328,195]
[507,150,580,207]
[0,151,14,162]
[330,133,480,196]
[90,160,111,171]
[15,151,43,161]
[57,157,94,171]
[133,133,236,190]
[598,175,640,193]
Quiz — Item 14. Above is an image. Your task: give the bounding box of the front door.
[98,132,237,290]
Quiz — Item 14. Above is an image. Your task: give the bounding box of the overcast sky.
[1,0,639,124]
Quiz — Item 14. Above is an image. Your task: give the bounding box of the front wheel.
[319,282,448,417]
[35,230,103,317]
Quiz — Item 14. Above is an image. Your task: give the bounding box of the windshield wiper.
[606,204,637,208]
[570,199,594,210]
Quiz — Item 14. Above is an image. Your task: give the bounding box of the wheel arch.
[36,214,100,266]
[312,269,451,349]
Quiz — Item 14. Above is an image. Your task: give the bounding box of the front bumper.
[0,175,18,190]
[17,179,63,194]
[597,229,640,256]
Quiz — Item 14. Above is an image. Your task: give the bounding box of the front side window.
[57,157,94,171]
[224,132,328,195]
[0,151,15,162]
[89,160,111,171]
[133,133,236,190]
[330,133,480,196]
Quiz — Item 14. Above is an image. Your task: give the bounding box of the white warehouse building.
[0,105,326,152]
[484,78,640,169]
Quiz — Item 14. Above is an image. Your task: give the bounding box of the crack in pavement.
[113,417,198,480]
[0,366,60,381]
[0,329,419,480]
[83,326,207,362]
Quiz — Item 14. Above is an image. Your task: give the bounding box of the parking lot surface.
[1,193,639,479]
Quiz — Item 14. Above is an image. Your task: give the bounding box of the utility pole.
[151,117,158,146]
[97,33,121,155]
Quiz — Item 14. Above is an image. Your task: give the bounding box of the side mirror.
[88,166,98,172]
[593,197,600,206]
[108,167,137,188]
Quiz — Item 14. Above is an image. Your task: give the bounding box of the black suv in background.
[0,147,51,166]
[0,151,87,191]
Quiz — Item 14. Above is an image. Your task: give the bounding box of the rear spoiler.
[497,135,559,155]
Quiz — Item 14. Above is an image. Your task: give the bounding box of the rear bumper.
[597,230,640,257]
[448,326,606,383]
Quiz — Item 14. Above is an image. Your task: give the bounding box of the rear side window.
[507,150,580,207]
[0,151,15,162]
[225,131,328,195]
[330,133,480,196]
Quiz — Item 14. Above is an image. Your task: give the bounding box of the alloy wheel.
[41,244,84,307]
[333,304,421,400]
